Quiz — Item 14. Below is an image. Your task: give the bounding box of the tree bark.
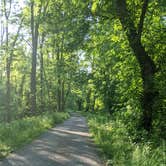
[116,0,157,132]
[4,0,10,122]
[40,34,45,112]
[77,99,82,111]
[30,2,39,114]
[56,45,61,112]
[85,89,91,112]
[61,80,65,111]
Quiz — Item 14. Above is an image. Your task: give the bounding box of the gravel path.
[0,114,103,166]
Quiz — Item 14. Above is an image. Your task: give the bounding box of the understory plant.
[87,112,165,166]
[0,112,69,159]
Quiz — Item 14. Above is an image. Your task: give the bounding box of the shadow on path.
[0,114,103,166]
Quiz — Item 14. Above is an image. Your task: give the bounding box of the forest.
[0,0,165,165]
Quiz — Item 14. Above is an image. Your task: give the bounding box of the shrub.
[87,112,165,166]
[0,112,69,159]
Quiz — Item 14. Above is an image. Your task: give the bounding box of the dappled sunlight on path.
[0,114,103,166]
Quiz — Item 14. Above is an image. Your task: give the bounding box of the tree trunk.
[6,57,11,122]
[56,45,61,112]
[4,10,11,122]
[130,39,156,132]
[116,0,157,132]
[61,80,65,111]
[85,89,91,112]
[3,0,10,122]
[43,68,51,108]
[18,74,26,104]
[91,95,96,112]
[77,99,82,111]
[40,34,45,112]
[30,2,39,114]
[4,0,23,121]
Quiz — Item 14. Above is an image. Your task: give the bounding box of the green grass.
[86,112,165,166]
[0,111,69,159]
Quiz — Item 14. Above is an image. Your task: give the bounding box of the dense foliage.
[0,0,165,164]
[87,112,164,166]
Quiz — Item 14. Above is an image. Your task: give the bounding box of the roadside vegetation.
[0,112,69,159]
[0,0,165,165]
[87,112,165,166]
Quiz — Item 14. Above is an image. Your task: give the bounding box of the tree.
[1,0,24,121]
[92,0,159,132]
[30,0,49,114]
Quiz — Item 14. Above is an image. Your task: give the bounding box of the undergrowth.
[0,112,69,159]
[86,112,165,166]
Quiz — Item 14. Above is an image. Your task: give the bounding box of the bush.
[87,112,165,166]
[0,112,69,159]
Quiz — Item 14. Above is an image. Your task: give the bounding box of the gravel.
[0,113,103,166]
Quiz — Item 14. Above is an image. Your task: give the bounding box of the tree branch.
[138,0,149,39]
[11,17,25,49]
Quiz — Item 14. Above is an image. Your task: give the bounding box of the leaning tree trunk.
[129,39,156,132]
[116,0,157,132]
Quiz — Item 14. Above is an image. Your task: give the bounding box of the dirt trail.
[0,113,103,166]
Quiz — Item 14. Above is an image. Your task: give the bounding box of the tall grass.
[87,113,165,166]
[0,112,69,159]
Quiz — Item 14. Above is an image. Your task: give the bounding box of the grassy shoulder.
[85,112,165,166]
[0,112,69,159]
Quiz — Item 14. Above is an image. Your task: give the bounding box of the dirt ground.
[0,114,103,166]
